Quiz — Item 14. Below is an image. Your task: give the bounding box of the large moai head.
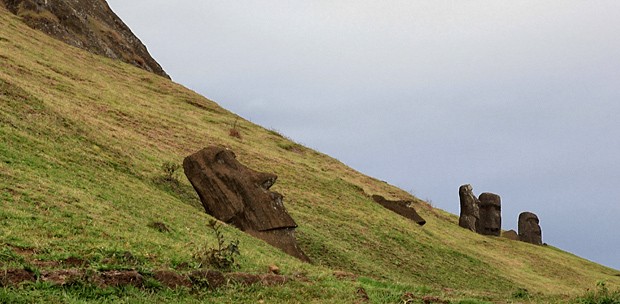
[477,192,501,236]
[458,184,479,231]
[183,147,295,231]
[518,212,542,245]
[183,146,309,261]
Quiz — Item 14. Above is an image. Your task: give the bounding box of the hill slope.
[1,5,619,303]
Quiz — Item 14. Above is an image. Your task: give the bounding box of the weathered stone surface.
[246,228,309,262]
[0,0,169,78]
[502,229,519,241]
[458,184,479,231]
[371,195,426,226]
[268,264,280,275]
[518,212,542,245]
[183,146,308,261]
[478,192,501,236]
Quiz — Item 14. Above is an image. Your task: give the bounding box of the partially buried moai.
[518,212,542,245]
[477,192,501,236]
[183,146,309,261]
[458,184,480,232]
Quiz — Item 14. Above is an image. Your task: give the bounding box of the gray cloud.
[108,0,620,270]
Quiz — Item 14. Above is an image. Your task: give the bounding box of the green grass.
[571,281,620,304]
[1,5,620,303]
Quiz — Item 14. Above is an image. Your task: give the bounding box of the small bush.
[229,128,241,139]
[512,288,530,299]
[228,120,242,139]
[161,161,180,182]
[193,220,240,271]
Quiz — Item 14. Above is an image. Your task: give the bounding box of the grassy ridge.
[1,5,619,302]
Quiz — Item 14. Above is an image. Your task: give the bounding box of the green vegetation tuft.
[193,220,241,271]
[0,5,619,303]
[572,281,620,304]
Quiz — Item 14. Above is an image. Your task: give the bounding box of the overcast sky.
[106,1,620,270]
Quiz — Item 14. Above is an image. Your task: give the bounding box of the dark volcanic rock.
[1,0,169,78]
[518,212,542,245]
[183,146,309,261]
[371,195,426,226]
[458,184,479,231]
[477,192,501,236]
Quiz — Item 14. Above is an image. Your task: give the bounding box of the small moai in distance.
[477,192,501,236]
[458,184,480,232]
[502,229,519,241]
[518,212,542,245]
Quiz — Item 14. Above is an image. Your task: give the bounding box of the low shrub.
[193,220,240,271]
[161,161,180,182]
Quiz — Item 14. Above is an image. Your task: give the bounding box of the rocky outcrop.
[458,184,479,231]
[478,192,501,236]
[1,0,169,78]
[371,195,426,226]
[518,212,542,245]
[183,146,309,261]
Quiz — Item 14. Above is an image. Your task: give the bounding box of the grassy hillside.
[1,5,619,303]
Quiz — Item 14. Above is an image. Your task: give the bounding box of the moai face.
[477,192,501,236]
[518,212,542,245]
[183,146,309,262]
[183,146,296,232]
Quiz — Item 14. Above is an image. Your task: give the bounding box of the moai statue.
[518,212,542,245]
[183,146,309,261]
[458,184,479,232]
[502,229,519,241]
[477,192,501,236]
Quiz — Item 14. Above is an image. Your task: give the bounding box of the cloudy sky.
[106,1,620,270]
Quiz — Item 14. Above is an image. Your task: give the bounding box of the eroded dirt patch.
[153,270,192,288]
[0,268,35,286]
[97,270,143,288]
[41,269,84,286]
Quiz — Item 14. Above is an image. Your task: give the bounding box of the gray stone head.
[458,184,480,231]
[518,212,542,245]
[477,192,501,236]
